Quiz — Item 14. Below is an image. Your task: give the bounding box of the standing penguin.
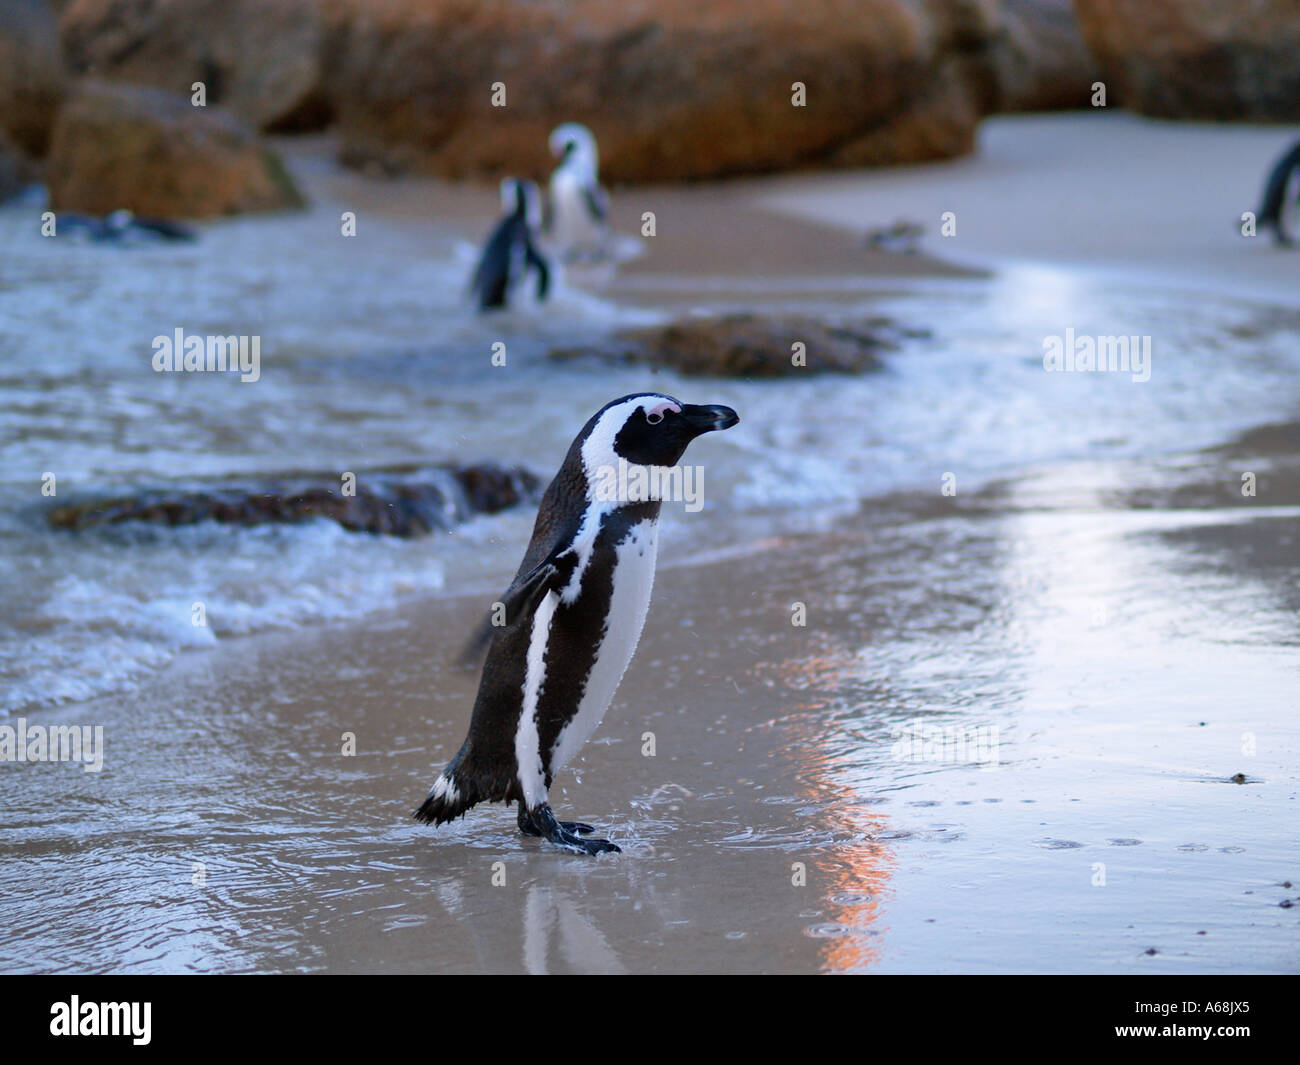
[415,393,739,855]
[1256,139,1300,246]
[546,122,609,261]
[468,178,550,311]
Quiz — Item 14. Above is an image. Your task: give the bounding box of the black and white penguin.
[1256,139,1300,246]
[546,122,609,261]
[415,393,740,855]
[468,178,550,311]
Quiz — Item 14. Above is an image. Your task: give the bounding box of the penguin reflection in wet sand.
[416,394,740,854]
[469,178,550,310]
[1257,139,1300,246]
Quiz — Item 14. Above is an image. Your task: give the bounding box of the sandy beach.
[756,112,1300,306]
[3,113,1299,974]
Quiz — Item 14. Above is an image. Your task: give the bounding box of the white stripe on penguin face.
[579,394,679,487]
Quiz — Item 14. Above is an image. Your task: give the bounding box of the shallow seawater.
[1,174,1299,973]
[3,190,1300,715]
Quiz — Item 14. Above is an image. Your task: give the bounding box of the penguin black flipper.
[582,184,608,224]
[456,548,573,667]
[525,239,551,303]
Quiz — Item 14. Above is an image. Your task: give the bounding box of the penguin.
[415,393,740,855]
[1256,139,1300,246]
[468,178,550,311]
[546,122,609,262]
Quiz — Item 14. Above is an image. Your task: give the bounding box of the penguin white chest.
[550,171,601,245]
[548,517,660,776]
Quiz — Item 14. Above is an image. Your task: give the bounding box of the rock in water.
[548,313,927,377]
[46,466,541,538]
[46,80,305,219]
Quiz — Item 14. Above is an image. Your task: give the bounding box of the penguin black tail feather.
[413,771,477,825]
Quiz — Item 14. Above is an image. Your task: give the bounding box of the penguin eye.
[645,410,664,425]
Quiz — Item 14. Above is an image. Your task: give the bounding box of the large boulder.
[41,0,1101,181]
[45,80,305,218]
[996,0,1099,112]
[59,0,331,130]
[326,0,1090,182]
[0,0,67,157]
[1072,0,1300,120]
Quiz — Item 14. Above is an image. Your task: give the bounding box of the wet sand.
[4,115,1300,974]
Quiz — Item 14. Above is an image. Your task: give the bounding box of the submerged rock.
[548,313,927,378]
[46,465,541,538]
[46,80,305,219]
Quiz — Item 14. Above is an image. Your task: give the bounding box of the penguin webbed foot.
[522,803,620,855]
[517,803,592,836]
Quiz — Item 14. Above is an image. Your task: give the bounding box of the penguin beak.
[680,404,739,435]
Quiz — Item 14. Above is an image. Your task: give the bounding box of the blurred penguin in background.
[546,122,609,261]
[469,178,550,311]
[1256,139,1300,246]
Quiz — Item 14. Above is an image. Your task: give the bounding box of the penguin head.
[578,393,739,487]
[549,122,599,177]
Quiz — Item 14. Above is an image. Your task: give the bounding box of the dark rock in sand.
[548,314,927,378]
[46,80,305,219]
[46,465,541,538]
